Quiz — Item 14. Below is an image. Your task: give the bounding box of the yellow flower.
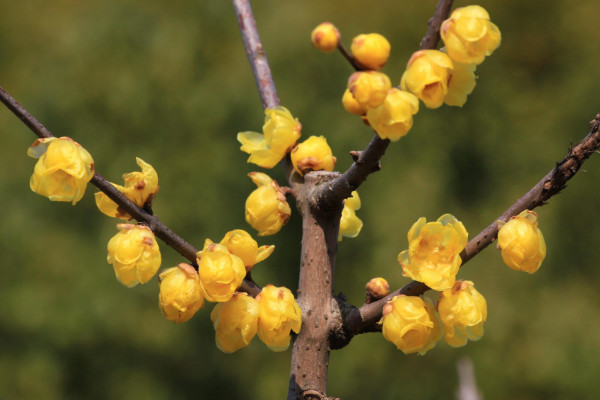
[245,172,292,236]
[107,224,161,287]
[437,280,487,347]
[381,295,442,355]
[440,5,501,65]
[398,214,468,291]
[338,191,363,241]
[366,88,419,141]
[400,50,454,109]
[211,292,260,353]
[27,137,95,205]
[310,22,340,53]
[444,60,477,107]
[351,33,391,70]
[366,277,390,299]
[342,88,367,116]
[197,239,247,303]
[290,135,337,176]
[256,285,302,352]
[237,107,302,169]
[219,229,275,270]
[95,157,159,219]
[158,263,204,323]
[497,210,546,274]
[347,71,391,109]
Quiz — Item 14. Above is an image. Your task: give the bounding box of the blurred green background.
[1,0,600,399]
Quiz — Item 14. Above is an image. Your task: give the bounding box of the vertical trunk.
[287,172,342,400]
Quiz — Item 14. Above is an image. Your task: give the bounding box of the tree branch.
[0,85,262,297]
[419,0,454,50]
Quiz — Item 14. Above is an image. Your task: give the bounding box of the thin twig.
[419,0,454,50]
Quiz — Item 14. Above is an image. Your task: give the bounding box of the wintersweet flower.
[398,214,468,291]
[237,107,302,169]
[342,88,367,116]
[497,210,546,274]
[440,5,501,65]
[245,172,291,236]
[256,285,302,352]
[211,292,260,353]
[158,263,204,323]
[347,71,391,109]
[444,60,477,107]
[381,295,442,355]
[437,280,487,347]
[400,50,454,109]
[310,22,340,53]
[219,229,274,271]
[366,277,389,300]
[290,135,337,176]
[338,191,363,241]
[95,157,159,219]
[197,239,246,303]
[351,33,391,70]
[27,137,94,205]
[366,88,419,141]
[107,224,161,287]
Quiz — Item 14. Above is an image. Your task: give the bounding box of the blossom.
[338,191,363,241]
[310,22,340,53]
[437,280,487,347]
[219,229,274,271]
[497,210,546,273]
[211,292,260,353]
[342,88,367,116]
[256,285,302,352]
[398,214,468,291]
[95,157,159,219]
[245,172,291,236]
[400,50,454,109]
[347,71,391,109]
[27,137,94,205]
[196,239,246,303]
[158,263,204,323]
[381,295,442,355]
[440,5,501,65]
[351,33,391,70]
[366,277,389,300]
[237,107,302,169]
[107,224,161,287]
[290,135,337,176]
[444,60,477,107]
[366,88,419,141]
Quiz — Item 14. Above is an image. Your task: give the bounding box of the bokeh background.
[2,1,600,399]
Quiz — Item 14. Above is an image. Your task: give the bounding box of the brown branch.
[343,114,600,337]
[0,85,262,297]
[419,0,454,50]
[336,42,364,71]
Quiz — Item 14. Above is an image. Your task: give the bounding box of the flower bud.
[310,22,340,53]
[381,295,442,355]
[398,214,468,291]
[351,33,391,70]
[366,277,389,302]
[158,263,204,323]
[338,191,363,241]
[27,137,95,205]
[342,88,367,116]
[256,285,302,352]
[497,210,546,274]
[347,71,391,109]
[237,106,302,169]
[211,292,260,353]
[107,224,161,287]
[437,280,487,347]
[400,50,454,109]
[366,88,419,141]
[441,5,501,65]
[197,240,247,303]
[245,172,291,236]
[290,135,337,176]
[219,229,274,270]
[444,60,477,107]
[95,157,159,219]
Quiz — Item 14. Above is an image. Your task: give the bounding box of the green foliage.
[2,0,600,399]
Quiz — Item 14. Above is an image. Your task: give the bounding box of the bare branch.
[419,0,454,50]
